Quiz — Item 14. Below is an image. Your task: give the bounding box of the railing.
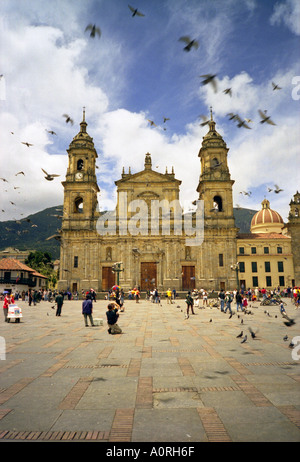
[0,277,35,287]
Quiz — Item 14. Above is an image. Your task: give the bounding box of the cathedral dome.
[251,199,284,234]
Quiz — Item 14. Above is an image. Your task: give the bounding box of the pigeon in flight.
[259,110,276,125]
[274,184,283,194]
[199,74,218,93]
[272,82,282,91]
[21,142,33,147]
[235,115,252,129]
[128,5,145,17]
[227,113,239,121]
[46,129,57,135]
[179,36,199,52]
[85,24,101,38]
[63,114,74,125]
[41,168,60,181]
[248,327,258,339]
[147,119,156,127]
[236,331,243,338]
[223,88,232,97]
[282,313,296,327]
[199,115,210,126]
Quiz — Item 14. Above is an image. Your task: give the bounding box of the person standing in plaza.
[82,293,95,327]
[236,291,243,312]
[185,291,195,316]
[3,293,15,322]
[202,290,208,307]
[106,302,122,334]
[55,291,64,316]
[218,289,225,312]
[166,288,173,304]
[242,295,248,311]
[224,291,232,314]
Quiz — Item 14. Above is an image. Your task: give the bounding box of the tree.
[25,251,54,277]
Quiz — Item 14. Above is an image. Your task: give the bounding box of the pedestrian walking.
[224,292,232,314]
[106,302,122,334]
[55,291,64,316]
[82,293,95,327]
[218,289,225,312]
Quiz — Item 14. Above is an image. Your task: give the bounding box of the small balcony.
[0,277,36,287]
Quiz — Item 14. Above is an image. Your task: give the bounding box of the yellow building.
[57,110,300,293]
[237,199,294,290]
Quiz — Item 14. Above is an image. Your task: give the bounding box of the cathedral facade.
[57,111,299,293]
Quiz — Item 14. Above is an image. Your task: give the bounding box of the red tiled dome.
[251,199,283,233]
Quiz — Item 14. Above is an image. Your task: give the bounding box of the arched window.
[211,157,220,168]
[213,195,223,212]
[74,197,83,213]
[77,159,84,171]
[106,247,112,261]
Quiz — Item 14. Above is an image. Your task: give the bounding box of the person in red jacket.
[3,293,15,322]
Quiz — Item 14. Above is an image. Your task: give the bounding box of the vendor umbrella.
[112,285,120,291]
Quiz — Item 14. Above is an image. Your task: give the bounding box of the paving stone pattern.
[0,297,299,442]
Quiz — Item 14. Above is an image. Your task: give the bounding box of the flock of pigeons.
[2,4,286,219]
[181,299,296,348]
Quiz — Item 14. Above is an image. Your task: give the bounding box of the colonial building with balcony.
[0,258,48,295]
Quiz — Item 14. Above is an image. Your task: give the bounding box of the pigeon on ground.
[236,331,243,338]
[241,335,247,344]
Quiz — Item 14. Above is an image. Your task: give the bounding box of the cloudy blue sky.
[0,0,299,222]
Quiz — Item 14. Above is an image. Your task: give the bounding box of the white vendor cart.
[7,304,22,323]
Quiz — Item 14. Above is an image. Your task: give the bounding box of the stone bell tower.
[61,108,100,230]
[287,191,300,285]
[196,109,238,290]
[57,109,101,292]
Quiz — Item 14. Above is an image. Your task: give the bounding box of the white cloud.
[270,0,300,35]
[0,0,299,227]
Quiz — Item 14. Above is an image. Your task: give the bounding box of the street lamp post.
[112,262,124,286]
[231,262,240,291]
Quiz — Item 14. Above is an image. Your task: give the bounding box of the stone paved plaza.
[0,295,300,443]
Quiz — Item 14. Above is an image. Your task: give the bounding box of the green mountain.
[233,207,257,233]
[0,205,63,260]
[0,206,258,261]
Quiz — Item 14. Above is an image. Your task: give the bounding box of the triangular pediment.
[115,168,181,186]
